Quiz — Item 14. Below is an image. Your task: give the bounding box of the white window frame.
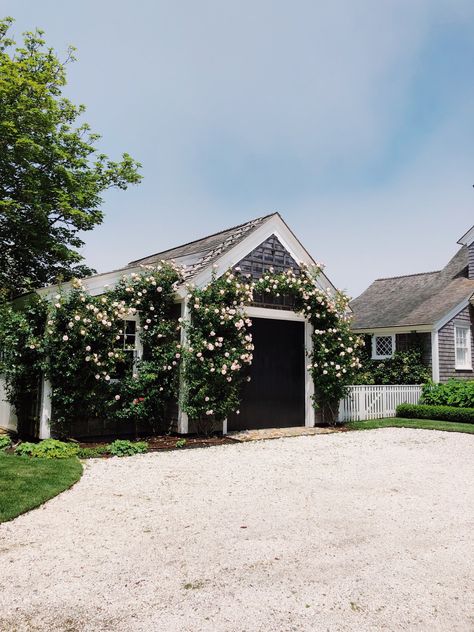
[110,315,143,381]
[454,323,472,370]
[371,334,395,360]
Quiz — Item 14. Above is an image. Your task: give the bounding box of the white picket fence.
[338,384,423,422]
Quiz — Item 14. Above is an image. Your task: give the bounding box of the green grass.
[0,454,83,523]
[346,418,474,434]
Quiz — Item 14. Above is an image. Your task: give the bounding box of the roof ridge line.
[375,270,441,282]
[128,212,277,265]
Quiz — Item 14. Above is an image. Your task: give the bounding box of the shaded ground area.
[0,428,473,631]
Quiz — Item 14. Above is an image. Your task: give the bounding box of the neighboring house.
[0,213,338,438]
[351,225,474,383]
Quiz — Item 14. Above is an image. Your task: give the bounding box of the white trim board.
[353,325,432,335]
[434,298,472,331]
[431,331,440,382]
[457,225,474,247]
[246,306,305,322]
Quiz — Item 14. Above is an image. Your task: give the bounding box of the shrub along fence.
[338,384,423,422]
[396,403,474,424]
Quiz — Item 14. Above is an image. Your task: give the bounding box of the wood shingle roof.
[128,213,277,278]
[351,246,474,329]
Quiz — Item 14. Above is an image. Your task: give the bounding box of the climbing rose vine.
[183,265,363,428]
[1,259,362,436]
[181,269,254,433]
[0,262,183,437]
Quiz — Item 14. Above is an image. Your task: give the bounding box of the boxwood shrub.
[396,403,474,424]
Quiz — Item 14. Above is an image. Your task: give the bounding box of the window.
[371,334,395,360]
[113,318,142,379]
[454,324,472,370]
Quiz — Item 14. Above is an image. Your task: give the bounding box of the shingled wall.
[438,304,474,382]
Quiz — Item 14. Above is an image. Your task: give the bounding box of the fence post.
[358,387,366,421]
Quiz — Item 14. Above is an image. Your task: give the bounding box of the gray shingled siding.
[438,304,474,382]
[469,243,474,280]
[395,333,432,369]
[235,234,300,309]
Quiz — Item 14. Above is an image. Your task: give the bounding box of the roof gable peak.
[457,224,474,247]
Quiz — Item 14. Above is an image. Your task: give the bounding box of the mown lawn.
[347,418,474,434]
[0,454,83,523]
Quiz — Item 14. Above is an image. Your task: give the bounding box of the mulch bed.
[78,434,236,453]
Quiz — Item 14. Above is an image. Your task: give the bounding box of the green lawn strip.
[347,418,474,434]
[0,454,83,523]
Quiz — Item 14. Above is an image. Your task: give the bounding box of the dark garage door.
[228,317,305,431]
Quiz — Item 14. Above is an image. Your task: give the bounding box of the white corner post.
[431,330,440,383]
[304,321,315,427]
[177,299,189,434]
[39,376,52,439]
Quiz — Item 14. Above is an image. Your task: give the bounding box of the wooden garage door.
[228,317,305,431]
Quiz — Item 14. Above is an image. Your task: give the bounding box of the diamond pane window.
[372,335,394,359]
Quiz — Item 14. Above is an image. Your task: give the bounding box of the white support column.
[39,377,52,439]
[304,321,315,427]
[177,299,189,434]
[431,330,440,383]
[222,418,228,435]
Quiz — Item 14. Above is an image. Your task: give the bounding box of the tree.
[0,17,142,298]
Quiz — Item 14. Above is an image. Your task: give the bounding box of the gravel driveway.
[1,428,473,632]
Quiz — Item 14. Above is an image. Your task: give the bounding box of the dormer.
[457,225,474,280]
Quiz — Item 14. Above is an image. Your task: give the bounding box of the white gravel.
[1,428,473,632]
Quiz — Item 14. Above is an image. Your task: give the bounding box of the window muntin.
[454,324,472,370]
[372,334,394,360]
[113,318,141,379]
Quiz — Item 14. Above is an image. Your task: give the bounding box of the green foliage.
[13,442,36,457]
[354,349,430,385]
[0,436,12,451]
[175,438,187,448]
[0,297,47,431]
[76,446,109,458]
[421,379,474,408]
[0,18,141,298]
[396,403,474,424]
[0,453,82,522]
[107,439,148,457]
[15,439,79,458]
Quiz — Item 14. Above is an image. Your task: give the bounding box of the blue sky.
[4,0,474,296]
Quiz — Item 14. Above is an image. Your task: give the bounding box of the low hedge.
[396,403,474,424]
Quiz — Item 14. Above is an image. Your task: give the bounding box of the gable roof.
[351,246,474,330]
[30,211,335,302]
[128,213,276,279]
